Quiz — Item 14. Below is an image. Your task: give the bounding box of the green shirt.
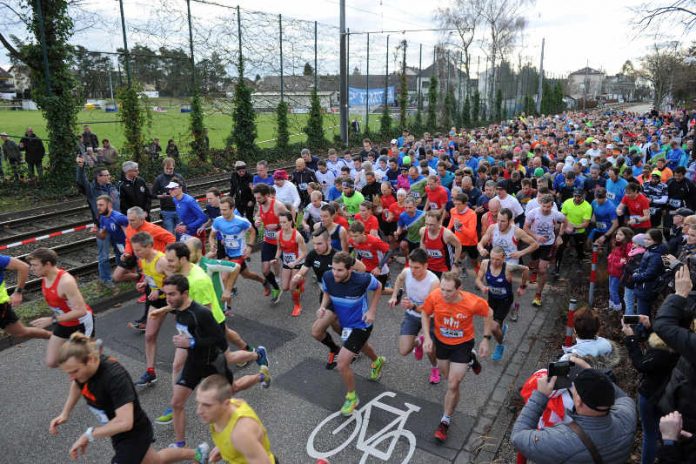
[187,264,224,324]
[341,190,364,215]
[561,198,592,234]
[198,256,238,309]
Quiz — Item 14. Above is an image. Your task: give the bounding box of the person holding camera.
[622,315,680,464]
[653,266,696,459]
[511,367,637,464]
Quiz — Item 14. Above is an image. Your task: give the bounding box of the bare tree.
[639,42,682,109]
[634,0,696,33]
[435,1,482,96]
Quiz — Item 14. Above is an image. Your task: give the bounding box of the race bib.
[299,183,308,191]
[145,275,157,289]
[426,249,443,258]
[606,191,615,200]
[264,230,277,240]
[596,222,607,230]
[224,235,241,250]
[175,323,192,339]
[669,198,682,208]
[88,405,109,425]
[630,215,643,223]
[439,327,463,338]
[115,243,125,253]
[430,202,439,210]
[282,252,297,264]
[411,192,420,199]
[489,286,507,296]
[179,233,192,242]
[49,306,62,316]
[341,327,353,342]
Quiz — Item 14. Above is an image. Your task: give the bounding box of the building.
[567,67,605,100]
[0,66,16,98]
[603,73,636,102]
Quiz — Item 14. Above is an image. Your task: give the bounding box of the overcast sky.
[2,0,692,76]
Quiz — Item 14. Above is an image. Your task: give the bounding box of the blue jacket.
[76,165,120,224]
[632,243,667,295]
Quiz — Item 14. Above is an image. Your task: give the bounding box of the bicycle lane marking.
[275,357,477,462]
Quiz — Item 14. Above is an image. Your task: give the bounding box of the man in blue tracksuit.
[168,181,208,246]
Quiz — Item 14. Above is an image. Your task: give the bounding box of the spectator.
[98,138,119,167]
[19,127,45,179]
[511,368,636,464]
[148,137,162,160]
[657,411,696,463]
[151,157,186,234]
[622,233,648,315]
[165,139,179,160]
[81,125,99,150]
[0,132,21,181]
[633,228,668,317]
[118,161,152,218]
[623,316,680,464]
[607,227,634,311]
[560,307,613,361]
[667,207,694,255]
[230,160,255,224]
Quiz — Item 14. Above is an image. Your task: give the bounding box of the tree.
[462,94,471,127]
[634,1,696,34]
[1,0,80,186]
[117,83,150,163]
[540,79,552,114]
[228,43,257,159]
[190,91,206,161]
[398,40,408,131]
[523,93,535,115]
[380,100,392,138]
[639,43,681,110]
[471,90,480,124]
[443,88,455,130]
[426,75,438,131]
[304,87,325,149]
[196,51,230,96]
[303,62,314,76]
[495,88,503,120]
[275,100,289,152]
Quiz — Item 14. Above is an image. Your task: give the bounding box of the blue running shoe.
[255,346,269,367]
[491,344,505,361]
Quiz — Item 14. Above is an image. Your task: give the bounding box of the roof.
[568,67,604,76]
[0,67,12,79]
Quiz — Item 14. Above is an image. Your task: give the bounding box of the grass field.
[0,99,383,151]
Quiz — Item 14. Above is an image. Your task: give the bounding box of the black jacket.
[19,134,45,162]
[624,334,679,401]
[633,243,667,296]
[654,293,696,431]
[119,175,152,215]
[151,172,186,211]
[229,172,254,210]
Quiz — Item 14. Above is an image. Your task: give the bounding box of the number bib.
[488,286,507,296]
[179,233,192,242]
[282,253,297,264]
[606,191,615,200]
[264,230,277,240]
[439,327,463,338]
[341,328,353,342]
[88,405,109,425]
[175,323,192,338]
[50,306,62,317]
[224,235,241,250]
[669,198,682,208]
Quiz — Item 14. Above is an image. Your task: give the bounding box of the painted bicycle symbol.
[307,391,421,463]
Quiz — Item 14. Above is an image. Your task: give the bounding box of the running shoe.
[434,421,449,442]
[255,346,269,367]
[532,295,542,307]
[413,335,424,361]
[194,443,210,464]
[259,365,271,389]
[491,343,505,361]
[134,371,157,388]
[369,356,386,381]
[291,303,302,317]
[156,407,174,425]
[529,272,538,284]
[469,350,482,375]
[340,392,359,416]
[429,367,441,384]
[128,320,146,332]
[510,302,520,322]
[326,351,337,370]
[271,288,283,304]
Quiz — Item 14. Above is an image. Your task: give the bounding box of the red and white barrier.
[564,298,578,347]
[0,224,90,251]
[588,243,598,307]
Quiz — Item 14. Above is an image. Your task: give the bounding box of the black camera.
[622,315,641,325]
[548,360,574,378]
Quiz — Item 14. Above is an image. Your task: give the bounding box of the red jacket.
[607,241,632,277]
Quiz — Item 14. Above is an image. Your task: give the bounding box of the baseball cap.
[273,169,288,180]
[391,139,398,145]
[402,155,412,166]
[674,207,694,217]
[534,167,545,178]
[165,181,180,189]
[651,170,662,178]
[571,368,615,412]
[573,187,585,196]
[496,179,507,189]
[234,160,247,168]
[595,187,607,199]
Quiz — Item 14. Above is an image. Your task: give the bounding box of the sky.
[1,0,693,76]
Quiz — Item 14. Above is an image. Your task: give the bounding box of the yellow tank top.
[210,399,275,464]
[140,251,166,297]
[0,282,9,304]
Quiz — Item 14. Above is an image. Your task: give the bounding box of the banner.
[348,86,395,106]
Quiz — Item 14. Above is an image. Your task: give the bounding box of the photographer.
[511,367,636,463]
[622,315,679,464]
[653,266,696,458]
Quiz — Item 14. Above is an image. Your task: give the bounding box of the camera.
[622,315,641,325]
[548,360,574,378]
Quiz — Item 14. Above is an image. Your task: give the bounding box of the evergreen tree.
[523,93,535,115]
[495,88,503,121]
[471,90,480,124]
[540,79,552,115]
[380,101,392,138]
[117,83,151,164]
[190,91,207,161]
[413,93,423,134]
[462,95,471,127]
[442,89,454,131]
[553,82,565,113]
[228,77,257,158]
[304,87,326,149]
[426,76,438,131]
[275,100,289,152]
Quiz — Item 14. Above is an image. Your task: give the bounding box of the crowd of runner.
[1,107,696,463]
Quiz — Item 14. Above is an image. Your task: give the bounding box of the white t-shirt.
[315,169,336,195]
[496,194,524,218]
[525,197,559,215]
[525,207,566,246]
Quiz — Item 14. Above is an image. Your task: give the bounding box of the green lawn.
[0,100,383,151]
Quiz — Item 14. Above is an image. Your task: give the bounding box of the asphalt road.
[0,254,558,464]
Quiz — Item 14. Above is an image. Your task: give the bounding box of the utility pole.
[535,38,545,114]
[365,33,369,132]
[117,0,132,87]
[339,0,348,145]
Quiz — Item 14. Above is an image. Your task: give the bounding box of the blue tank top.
[485,262,513,300]
[330,224,343,251]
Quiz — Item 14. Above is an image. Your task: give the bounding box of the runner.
[477,208,539,264]
[273,211,308,315]
[27,248,95,368]
[348,221,393,294]
[396,197,426,257]
[422,271,493,442]
[314,203,349,252]
[354,200,380,237]
[50,333,210,464]
[475,247,529,361]
[320,252,385,416]
[253,183,287,303]
[168,181,208,248]
[0,253,52,341]
[419,210,462,279]
[388,248,442,384]
[448,192,480,275]
[152,274,271,449]
[209,196,266,293]
[129,232,171,387]
[195,374,278,463]
[523,194,567,307]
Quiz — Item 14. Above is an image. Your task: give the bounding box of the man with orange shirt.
[113,206,175,284]
[448,192,479,274]
[348,221,393,294]
[422,271,492,443]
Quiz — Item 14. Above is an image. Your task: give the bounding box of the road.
[0,255,560,464]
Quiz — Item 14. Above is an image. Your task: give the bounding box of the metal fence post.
[34,0,52,95]
[186,0,196,87]
[384,35,389,109]
[279,14,284,101]
[314,21,318,91]
[365,33,369,133]
[117,0,132,87]
[564,298,578,347]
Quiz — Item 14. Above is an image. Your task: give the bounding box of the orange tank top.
[259,199,280,244]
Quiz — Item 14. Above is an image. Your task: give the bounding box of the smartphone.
[623,315,641,325]
[548,361,574,378]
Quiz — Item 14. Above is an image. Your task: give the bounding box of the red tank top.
[423,227,451,272]
[278,229,299,265]
[259,199,280,244]
[42,269,92,327]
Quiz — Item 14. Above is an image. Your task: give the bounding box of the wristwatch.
[84,427,95,442]
[483,335,492,340]
[52,314,59,325]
